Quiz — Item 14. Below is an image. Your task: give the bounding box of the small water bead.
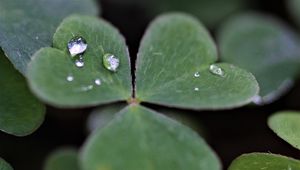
[66,75,74,82]
[95,79,101,86]
[194,72,200,78]
[74,55,84,68]
[81,85,94,91]
[103,53,120,72]
[68,36,88,57]
[194,87,199,91]
[209,64,225,77]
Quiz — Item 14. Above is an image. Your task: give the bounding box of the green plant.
[1,0,300,170]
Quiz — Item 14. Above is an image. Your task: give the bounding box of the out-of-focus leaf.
[81,104,221,170]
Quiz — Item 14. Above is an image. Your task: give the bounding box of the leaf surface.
[0,158,13,170]
[27,15,132,108]
[44,148,79,170]
[135,13,259,109]
[81,104,221,170]
[0,51,45,136]
[229,153,300,170]
[0,0,98,74]
[219,13,300,104]
[268,111,300,150]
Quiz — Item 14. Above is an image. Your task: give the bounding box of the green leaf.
[27,15,132,108]
[228,153,300,170]
[0,0,99,75]
[44,148,79,170]
[0,158,13,170]
[218,13,300,104]
[135,13,259,110]
[87,103,203,133]
[268,111,300,150]
[150,0,247,27]
[288,0,300,27]
[0,51,45,136]
[87,103,127,133]
[81,104,221,170]
[157,107,205,134]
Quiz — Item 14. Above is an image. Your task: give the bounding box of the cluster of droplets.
[65,35,121,92]
[67,36,120,72]
[193,64,225,91]
[66,75,102,92]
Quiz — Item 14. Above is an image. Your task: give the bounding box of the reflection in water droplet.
[66,75,74,82]
[194,87,199,91]
[95,79,101,86]
[209,64,225,77]
[68,36,88,57]
[194,72,200,78]
[75,55,84,68]
[103,53,120,72]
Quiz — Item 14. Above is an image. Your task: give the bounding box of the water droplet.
[194,71,200,78]
[81,85,94,91]
[103,53,120,72]
[209,64,225,77]
[95,79,101,86]
[35,36,39,40]
[75,55,84,68]
[67,36,87,57]
[66,75,74,82]
[194,87,199,91]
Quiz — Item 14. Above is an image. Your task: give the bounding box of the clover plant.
[1,0,300,170]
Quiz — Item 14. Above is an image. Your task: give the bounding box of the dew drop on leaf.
[81,85,94,91]
[66,75,74,82]
[194,87,199,91]
[95,79,101,86]
[67,36,88,57]
[75,55,84,68]
[103,53,120,72]
[194,71,200,78]
[209,64,225,77]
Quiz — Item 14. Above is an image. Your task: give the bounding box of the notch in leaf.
[135,13,259,109]
[27,15,132,108]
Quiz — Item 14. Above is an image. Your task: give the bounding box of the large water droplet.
[209,64,225,77]
[103,53,120,72]
[194,71,200,78]
[68,36,87,57]
[66,75,74,82]
[75,55,84,68]
[95,79,101,86]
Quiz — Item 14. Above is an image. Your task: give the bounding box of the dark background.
[1,0,300,169]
